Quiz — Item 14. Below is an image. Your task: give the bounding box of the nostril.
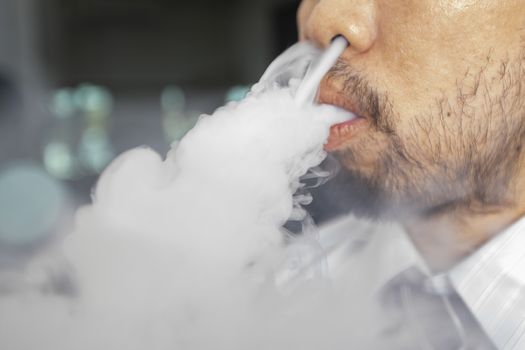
[331,35,350,47]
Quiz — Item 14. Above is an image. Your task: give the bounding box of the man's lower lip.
[325,117,369,152]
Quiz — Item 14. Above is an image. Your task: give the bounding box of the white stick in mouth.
[294,36,349,106]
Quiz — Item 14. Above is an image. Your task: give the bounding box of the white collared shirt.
[319,214,525,350]
[450,216,525,350]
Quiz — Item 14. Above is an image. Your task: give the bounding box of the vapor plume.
[0,43,403,349]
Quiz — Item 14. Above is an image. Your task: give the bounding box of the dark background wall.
[38,0,301,89]
[0,0,302,167]
[0,0,309,248]
[0,0,344,253]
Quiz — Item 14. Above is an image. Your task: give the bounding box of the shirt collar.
[320,216,424,292]
[320,214,525,349]
[448,216,525,350]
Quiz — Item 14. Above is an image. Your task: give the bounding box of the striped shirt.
[450,216,525,349]
[318,215,525,349]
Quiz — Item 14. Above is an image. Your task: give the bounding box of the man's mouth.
[325,118,369,152]
[317,83,370,152]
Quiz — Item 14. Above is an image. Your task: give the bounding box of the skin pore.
[298,0,525,271]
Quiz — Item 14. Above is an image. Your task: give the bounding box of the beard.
[318,52,525,221]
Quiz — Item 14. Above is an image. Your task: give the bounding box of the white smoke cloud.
[0,43,401,350]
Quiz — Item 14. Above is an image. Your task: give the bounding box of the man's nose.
[299,0,377,54]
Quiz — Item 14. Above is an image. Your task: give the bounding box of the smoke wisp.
[0,43,399,350]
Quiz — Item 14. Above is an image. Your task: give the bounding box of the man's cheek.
[338,134,390,173]
[297,0,318,41]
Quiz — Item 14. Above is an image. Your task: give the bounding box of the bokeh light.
[43,141,76,180]
[50,88,76,120]
[0,162,67,246]
[161,85,186,112]
[78,128,114,173]
[73,84,114,117]
[45,83,116,179]
[161,85,200,142]
[225,85,250,103]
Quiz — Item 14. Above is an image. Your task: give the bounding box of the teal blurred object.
[225,85,250,103]
[44,83,115,179]
[78,128,114,173]
[161,85,200,142]
[43,141,76,179]
[161,85,186,112]
[50,88,76,119]
[0,162,67,246]
[73,83,114,115]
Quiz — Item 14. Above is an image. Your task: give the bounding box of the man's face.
[299,0,525,218]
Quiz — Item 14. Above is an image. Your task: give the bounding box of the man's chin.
[308,162,396,222]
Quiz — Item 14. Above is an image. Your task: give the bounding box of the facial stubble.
[327,51,525,220]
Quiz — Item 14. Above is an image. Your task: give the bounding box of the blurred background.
[0,0,303,257]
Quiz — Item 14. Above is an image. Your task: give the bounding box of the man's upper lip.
[317,81,364,119]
